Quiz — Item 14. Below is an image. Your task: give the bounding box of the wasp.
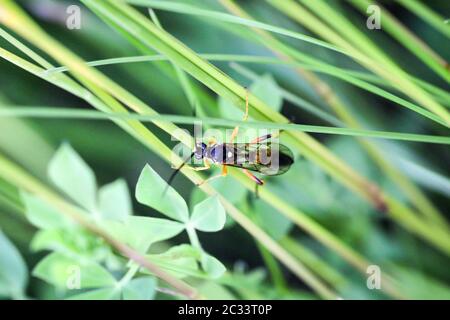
[168,89,294,188]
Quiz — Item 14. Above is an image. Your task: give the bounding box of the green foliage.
[220,74,282,121]
[30,228,114,264]
[48,143,98,212]
[190,195,226,232]
[33,252,116,289]
[105,216,184,253]
[0,230,28,299]
[147,245,200,278]
[67,287,120,300]
[0,0,449,301]
[99,179,132,221]
[252,200,293,240]
[21,192,71,230]
[200,253,227,279]
[391,266,450,299]
[135,163,227,279]
[18,144,227,299]
[136,164,189,222]
[122,276,157,300]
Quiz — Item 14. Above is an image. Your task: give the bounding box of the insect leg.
[229,88,249,143]
[250,134,272,144]
[250,128,287,144]
[242,169,264,186]
[197,165,228,186]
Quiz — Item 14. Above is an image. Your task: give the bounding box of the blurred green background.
[0,0,449,300]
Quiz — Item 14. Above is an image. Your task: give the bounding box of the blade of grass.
[124,0,350,57]
[228,62,344,126]
[0,107,448,145]
[147,8,208,120]
[217,1,449,240]
[44,53,450,108]
[0,3,337,298]
[3,0,446,300]
[348,0,449,83]
[247,205,288,293]
[0,37,402,300]
[281,237,347,288]
[91,0,450,252]
[257,244,288,293]
[397,0,450,39]
[128,0,450,124]
[0,154,200,299]
[0,37,408,300]
[269,0,450,123]
[249,0,448,225]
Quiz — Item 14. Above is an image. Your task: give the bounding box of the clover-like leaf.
[201,253,226,279]
[48,143,97,212]
[21,192,71,230]
[33,252,116,289]
[190,195,226,232]
[31,229,70,253]
[190,172,246,207]
[0,230,28,299]
[146,245,225,279]
[104,216,184,253]
[146,244,201,279]
[30,228,112,265]
[135,164,189,223]
[99,179,132,221]
[122,276,156,300]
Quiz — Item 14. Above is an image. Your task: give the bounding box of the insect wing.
[224,143,294,176]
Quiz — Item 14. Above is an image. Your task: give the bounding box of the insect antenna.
[164,151,195,196]
[164,95,199,196]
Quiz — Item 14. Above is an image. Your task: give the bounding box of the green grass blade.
[125,0,350,57]
[0,107,448,145]
[348,0,450,83]
[398,0,450,39]
[218,0,448,234]
[270,0,450,124]
[229,62,344,126]
[125,0,450,125]
[43,53,448,127]
[1,1,339,298]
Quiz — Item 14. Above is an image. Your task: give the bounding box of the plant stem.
[219,0,448,236]
[117,262,140,287]
[0,2,335,298]
[0,107,448,144]
[348,0,449,83]
[0,153,200,299]
[276,0,450,121]
[281,237,347,288]
[397,0,450,39]
[267,0,448,226]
